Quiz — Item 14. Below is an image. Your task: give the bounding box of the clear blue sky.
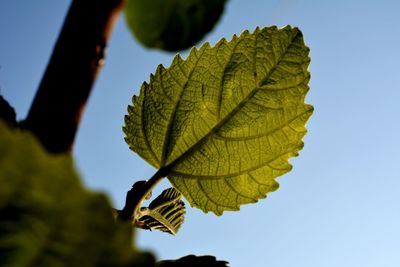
[1,1,400,266]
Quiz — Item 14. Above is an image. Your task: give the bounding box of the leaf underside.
[124,26,313,215]
[139,188,185,235]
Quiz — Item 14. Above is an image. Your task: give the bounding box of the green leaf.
[124,0,227,51]
[0,121,154,267]
[138,188,185,235]
[124,26,313,215]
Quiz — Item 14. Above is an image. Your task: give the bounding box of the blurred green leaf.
[124,0,227,51]
[0,121,154,267]
[124,26,313,215]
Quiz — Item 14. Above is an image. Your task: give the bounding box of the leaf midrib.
[160,48,206,166]
[169,145,300,179]
[212,107,311,141]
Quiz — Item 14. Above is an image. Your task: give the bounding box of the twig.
[21,0,125,153]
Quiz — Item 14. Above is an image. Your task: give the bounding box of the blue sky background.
[1,1,400,266]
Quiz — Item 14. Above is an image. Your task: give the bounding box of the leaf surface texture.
[125,26,313,214]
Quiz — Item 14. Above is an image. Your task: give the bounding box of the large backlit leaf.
[124,26,313,215]
[124,0,227,51]
[0,121,154,267]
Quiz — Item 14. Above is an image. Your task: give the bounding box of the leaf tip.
[306,104,314,114]
[155,64,165,75]
[239,29,250,38]
[231,33,239,42]
[201,41,211,49]
[171,53,184,67]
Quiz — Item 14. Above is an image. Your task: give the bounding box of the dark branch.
[21,0,124,153]
[0,95,17,128]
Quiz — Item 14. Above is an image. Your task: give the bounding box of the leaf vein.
[170,146,301,179]
[211,109,310,141]
[166,30,301,171]
[141,92,160,165]
[160,49,206,165]
[217,39,241,120]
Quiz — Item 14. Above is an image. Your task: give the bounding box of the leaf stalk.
[119,167,169,222]
[21,0,124,153]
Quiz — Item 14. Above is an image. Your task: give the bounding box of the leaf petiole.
[119,167,170,222]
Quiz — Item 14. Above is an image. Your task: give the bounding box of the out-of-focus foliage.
[124,26,313,215]
[124,0,227,51]
[0,121,154,267]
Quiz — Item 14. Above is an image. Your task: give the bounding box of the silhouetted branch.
[0,95,17,128]
[21,0,124,153]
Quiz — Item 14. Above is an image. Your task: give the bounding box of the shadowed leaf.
[124,26,313,215]
[124,0,227,51]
